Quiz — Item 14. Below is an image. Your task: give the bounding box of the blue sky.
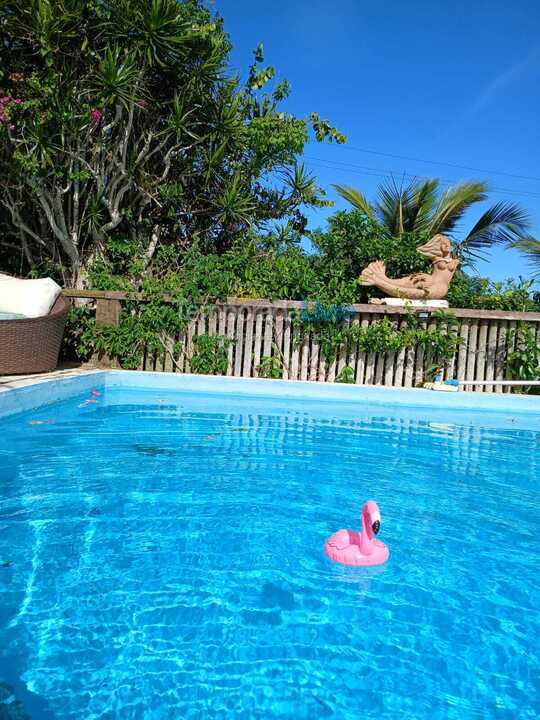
[214,0,540,282]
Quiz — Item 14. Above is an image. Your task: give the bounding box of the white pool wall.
[0,369,538,420]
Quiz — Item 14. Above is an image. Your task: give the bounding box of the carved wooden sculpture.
[359,234,459,300]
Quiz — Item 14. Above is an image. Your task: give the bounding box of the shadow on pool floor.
[0,662,56,720]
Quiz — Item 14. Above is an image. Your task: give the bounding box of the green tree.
[334,178,533,264]
[0,0,344,286]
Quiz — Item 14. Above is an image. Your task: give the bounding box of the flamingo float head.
[363,500,381,535]
[360,500,382,551]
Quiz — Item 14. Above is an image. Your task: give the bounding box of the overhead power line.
[306,141,540,184]
[303,155,540,200]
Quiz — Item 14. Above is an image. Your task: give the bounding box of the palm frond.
[408,179,439,233]
[510,237,540,277]
[376,177,415,235]
[460,201,532,250]
[428,181,487,235]
[333,184,374,218]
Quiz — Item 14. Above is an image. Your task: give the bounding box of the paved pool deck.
[0,365,101,391]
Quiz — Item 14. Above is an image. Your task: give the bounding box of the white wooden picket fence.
[65,292,540,393]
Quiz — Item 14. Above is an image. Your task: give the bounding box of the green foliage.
[413,311,461,372]
[62,305,95,362]
[58,223,538,371]
[86,320,145,370]
[153,238,340,302]
[293,302,354,359]
[257,355,283,379]
[69,292,199,369]
[335,366,355,384]
[293,303,461,378]
[447,276,539,312]
[0,0,343,282]
[506,322,540,394]
[190,334,232,375]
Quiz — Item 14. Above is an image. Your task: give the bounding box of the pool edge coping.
[0,369,107,419]
[107,369,540,412]
[0,368,538,419]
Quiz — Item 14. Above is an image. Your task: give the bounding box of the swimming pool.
[1,373,539,719]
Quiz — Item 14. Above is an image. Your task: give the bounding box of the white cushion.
[0,273,13,280]
[0,277,62,318]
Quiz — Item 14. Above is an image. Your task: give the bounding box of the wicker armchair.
[0,295,69,375]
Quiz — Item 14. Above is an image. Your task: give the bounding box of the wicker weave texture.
[0,295,68,375]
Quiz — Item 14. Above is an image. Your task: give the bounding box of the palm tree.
[334,178,533,264]
[512,238,540,277]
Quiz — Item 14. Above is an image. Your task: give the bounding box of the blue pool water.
[0,381,539,719]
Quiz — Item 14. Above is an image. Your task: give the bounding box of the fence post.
[93,298,122,368]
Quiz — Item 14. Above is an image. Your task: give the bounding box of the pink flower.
[14,98,22,105]
[90,109,102,124]
[8,124,15,130]
[137,100,148,109]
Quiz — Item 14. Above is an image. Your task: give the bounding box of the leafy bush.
[506,323,540,394]
[447,276,539,312]
[190,335,232,375]
[59,224,538,372]
[292,304,461,375]
[257,356,283,379]
[310,211,432,303]
[62,306,95,363]
[335,366,355,384]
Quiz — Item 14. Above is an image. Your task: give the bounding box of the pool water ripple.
[0,387,539,719]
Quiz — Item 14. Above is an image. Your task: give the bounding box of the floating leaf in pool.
[133,444,174,457]
[78,397,98,408]
[87,507,101,517]
[1,560,12,568]
[142,542,160,553]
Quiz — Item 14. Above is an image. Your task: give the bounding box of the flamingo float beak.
[363,500,382,536]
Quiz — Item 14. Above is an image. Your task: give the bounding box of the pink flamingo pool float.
[324,500,389,567]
